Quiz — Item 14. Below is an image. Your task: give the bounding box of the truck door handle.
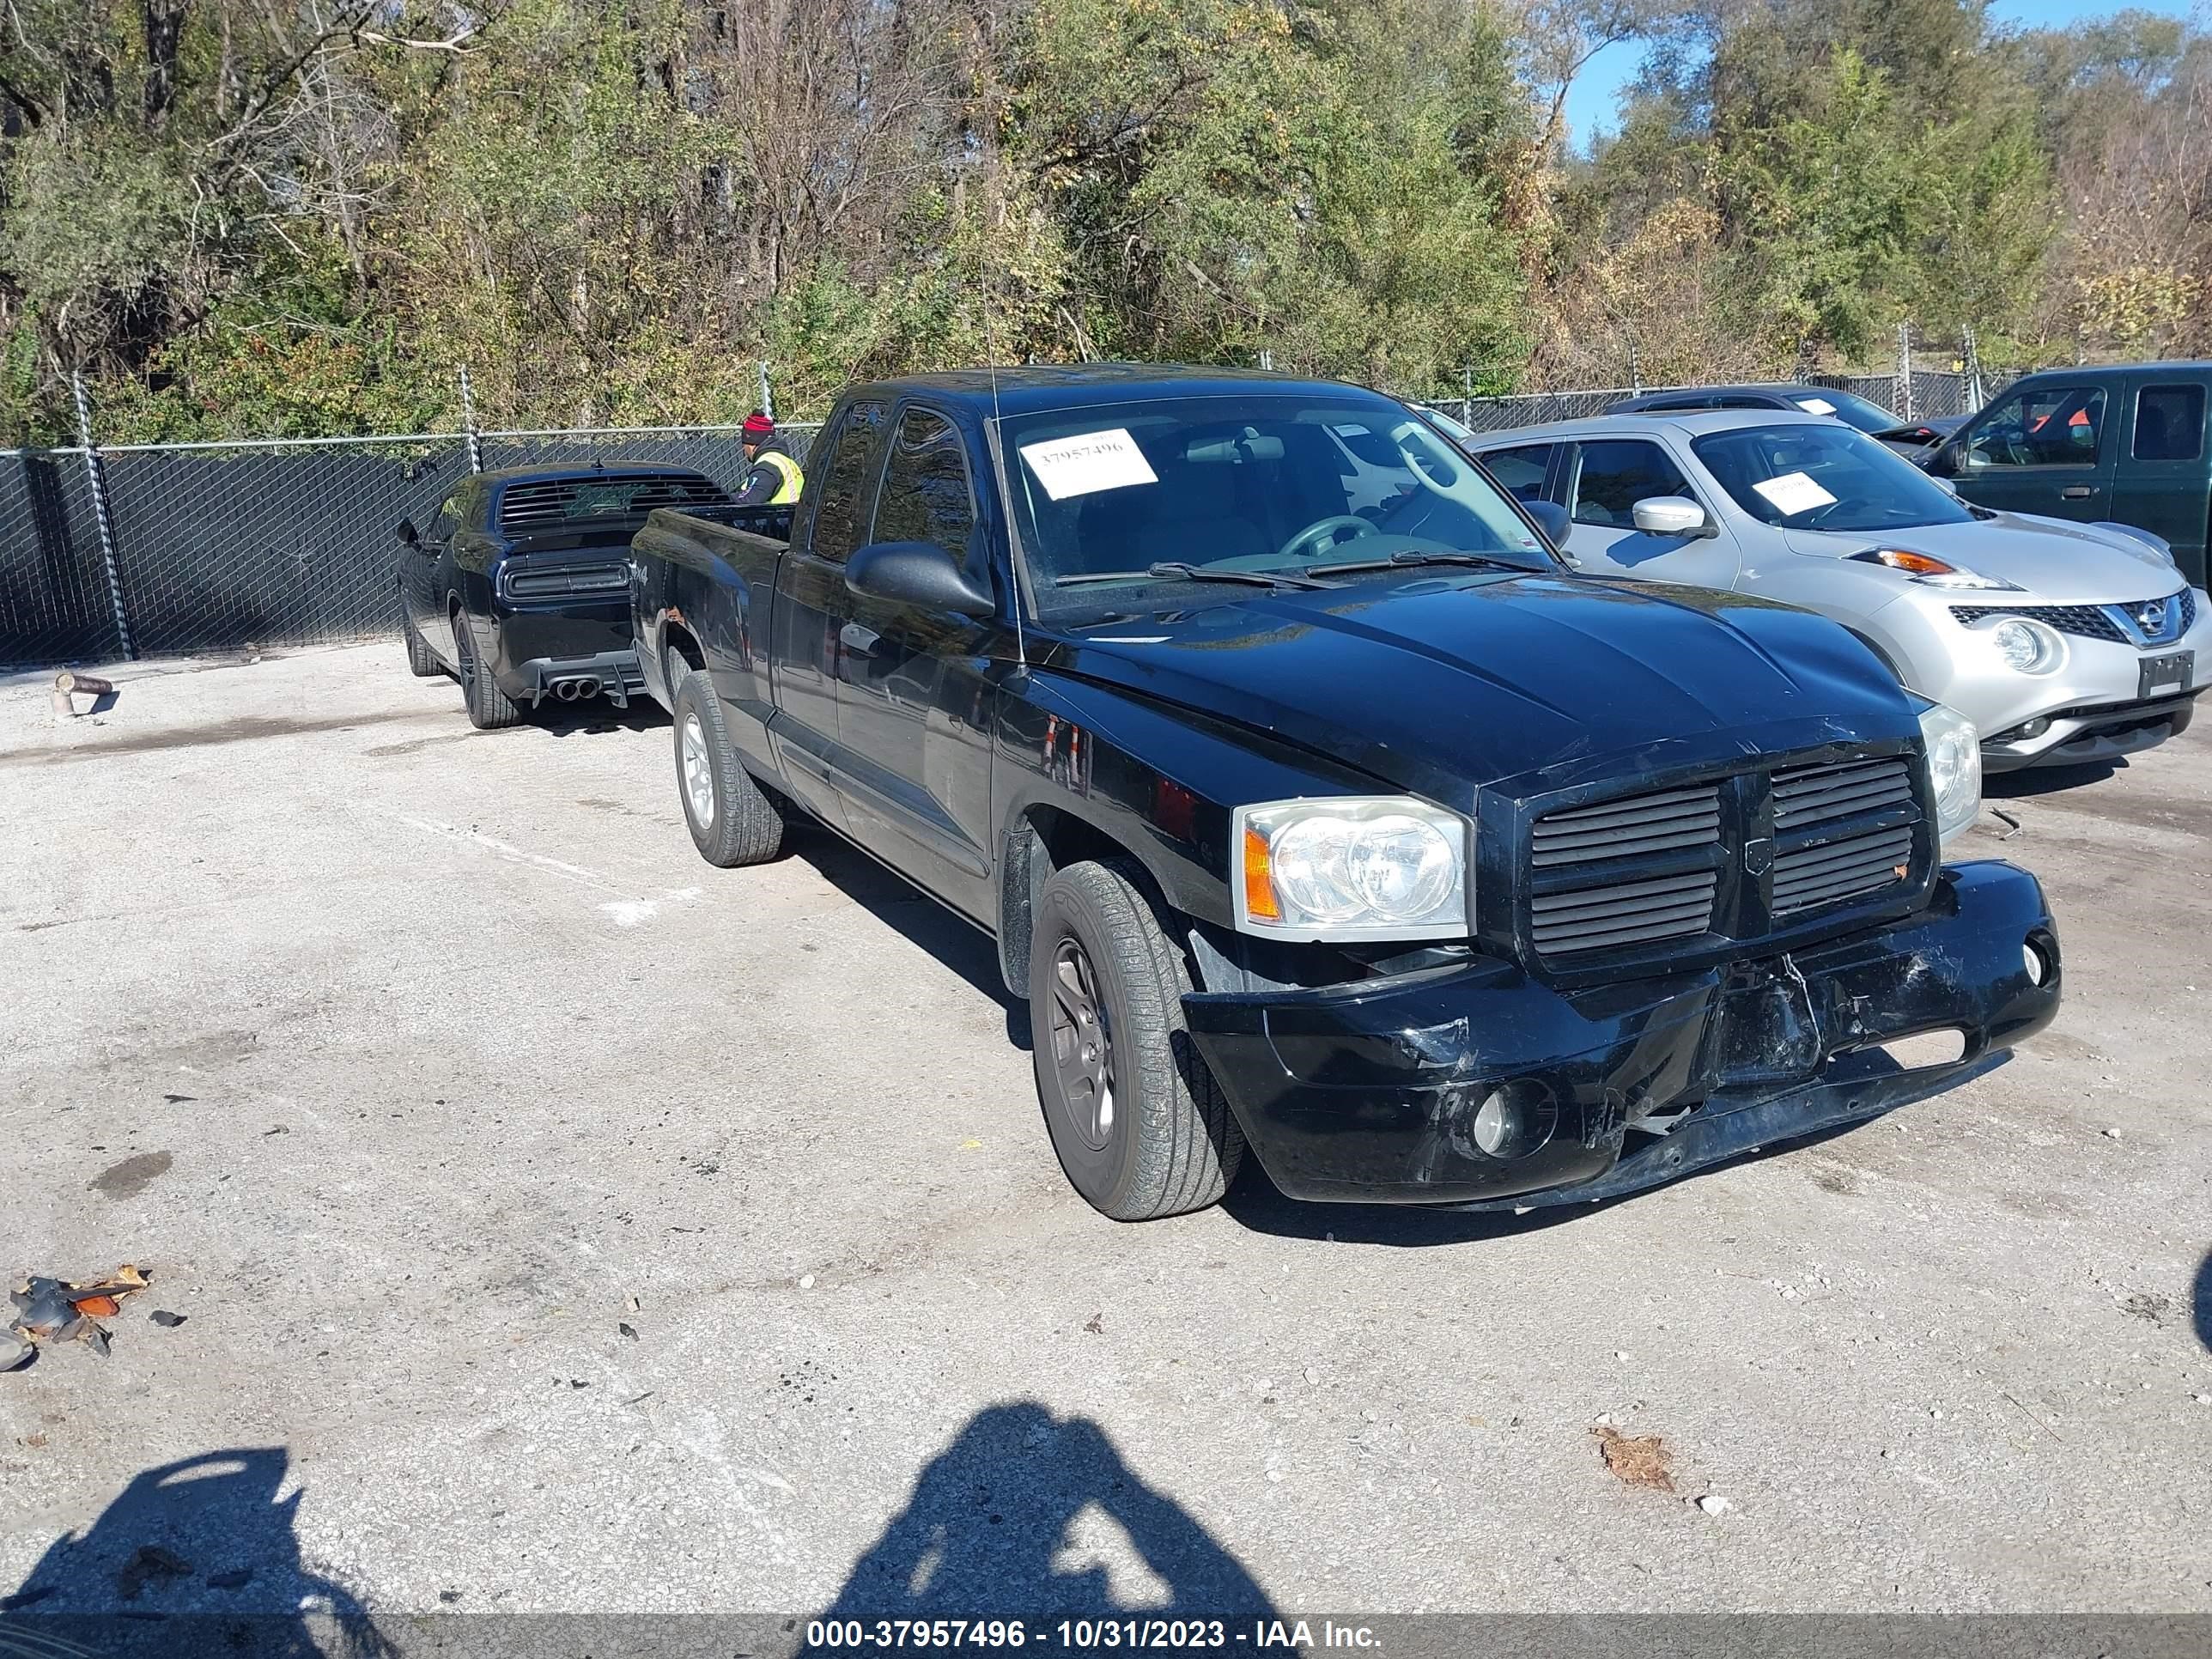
[839,623,881,659]
[2060,485,2098,499]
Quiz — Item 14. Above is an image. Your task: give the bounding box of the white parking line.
[361,804,701,927]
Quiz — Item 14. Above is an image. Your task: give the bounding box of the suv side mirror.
[395,517,420,546]
[847,541,994,618]
[1632,495,1714,538]
[1924,438,1962,478]
[1522,500,1571,547]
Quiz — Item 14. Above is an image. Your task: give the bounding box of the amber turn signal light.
[1242,825,1279,922]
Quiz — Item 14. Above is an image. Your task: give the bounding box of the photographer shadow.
[1,1447,392,1658]
[805,1402,1276,1638]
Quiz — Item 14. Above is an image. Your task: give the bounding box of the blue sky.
[1561,0,2203,150]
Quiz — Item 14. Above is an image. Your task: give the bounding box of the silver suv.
[1470,410,2209,771]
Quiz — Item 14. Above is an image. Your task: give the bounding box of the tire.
[1029,860,1245,1220]
[453,611,522,730]
[672,667,783,867]
[402,611,439,678]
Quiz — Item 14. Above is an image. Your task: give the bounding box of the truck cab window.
[872,409,975,559]
[809,401,888,563]
[2133,384,2205,462]
[1968,384,2106,468]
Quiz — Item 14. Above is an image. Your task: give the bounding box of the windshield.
[1786,389,1902,434]
[1691,422,1975,533]
[1000,394,1556,613]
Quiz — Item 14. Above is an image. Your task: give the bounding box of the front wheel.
[672,667,783,867]
[1030,860,1244,1220]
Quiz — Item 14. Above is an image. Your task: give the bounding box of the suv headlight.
[1917,701,1981,850]
[1233,797,1470,940]
[1851,548,2021,591]
[1979,615,2063,674]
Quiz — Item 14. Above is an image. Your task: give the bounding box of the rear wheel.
[1030,860,1244,1220]
[453,612,522,730]
[402,611,439,678]
[672,667,783,867]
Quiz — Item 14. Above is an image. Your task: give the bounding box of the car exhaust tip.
[554,679,580,702]
[574,678,602,701]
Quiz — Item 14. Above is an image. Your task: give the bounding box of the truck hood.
[1780,513,2183,603]
[1045,573,1917,803]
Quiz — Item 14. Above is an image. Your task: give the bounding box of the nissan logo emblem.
[2136,599,2168,633]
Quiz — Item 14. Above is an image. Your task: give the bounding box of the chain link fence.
[3,363,2037,670]
[0,422,825,668]
[0,450,116,663]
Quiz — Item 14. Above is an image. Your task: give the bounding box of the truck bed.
[629,503,803,717]
[645,502,795,541]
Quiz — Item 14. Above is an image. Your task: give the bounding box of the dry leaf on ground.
[1593,1424,1675,1491]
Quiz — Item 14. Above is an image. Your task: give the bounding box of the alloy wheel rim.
[681,714,715,825]
[1048,936,1115,1152]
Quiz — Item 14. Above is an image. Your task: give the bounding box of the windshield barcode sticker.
[1751,471,1837,516]
[1018,428,1159,501]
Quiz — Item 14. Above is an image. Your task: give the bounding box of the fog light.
[2023,938,2051,986]
[1471,1079,1557,1160]
[2016,716,2050,739]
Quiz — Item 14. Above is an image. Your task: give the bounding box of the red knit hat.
[742,411,775,440]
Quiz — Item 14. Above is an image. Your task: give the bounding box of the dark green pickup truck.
[1925,362,2211,587]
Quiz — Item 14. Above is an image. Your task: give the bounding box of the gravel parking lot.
[2,642,2208,1632]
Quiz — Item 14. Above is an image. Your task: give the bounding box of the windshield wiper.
[1304,550,1536,577]
[1055,561,1335,591]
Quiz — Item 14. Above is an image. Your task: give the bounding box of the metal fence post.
[1962,325,1984,410]
[457,366,484,474]
[70,372,135,661]
[757,362,775,423]
[1896,323,1913,422]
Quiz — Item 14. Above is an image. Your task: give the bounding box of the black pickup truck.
[629,368,2061,1221]
[397,462,731,727]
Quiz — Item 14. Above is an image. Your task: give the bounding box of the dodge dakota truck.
[629,368,2061,1221]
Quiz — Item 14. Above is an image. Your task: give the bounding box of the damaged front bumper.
[1181,860,2060,1210]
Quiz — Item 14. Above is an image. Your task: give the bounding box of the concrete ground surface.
[0,641,2208,1630]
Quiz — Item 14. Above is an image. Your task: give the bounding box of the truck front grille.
[1531,867,1717,956]
[1528,784,1722,957]
[1521,750,1928,968]
[1530,784,1720,867]
[1770,757,1916,915]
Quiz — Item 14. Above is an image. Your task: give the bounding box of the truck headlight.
[1917,702,1981,850]
[1233,797,1470,940]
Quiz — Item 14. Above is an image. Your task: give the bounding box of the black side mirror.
[1523,500,1571,548]
[395,518,421,546]
[846,541,994,617]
